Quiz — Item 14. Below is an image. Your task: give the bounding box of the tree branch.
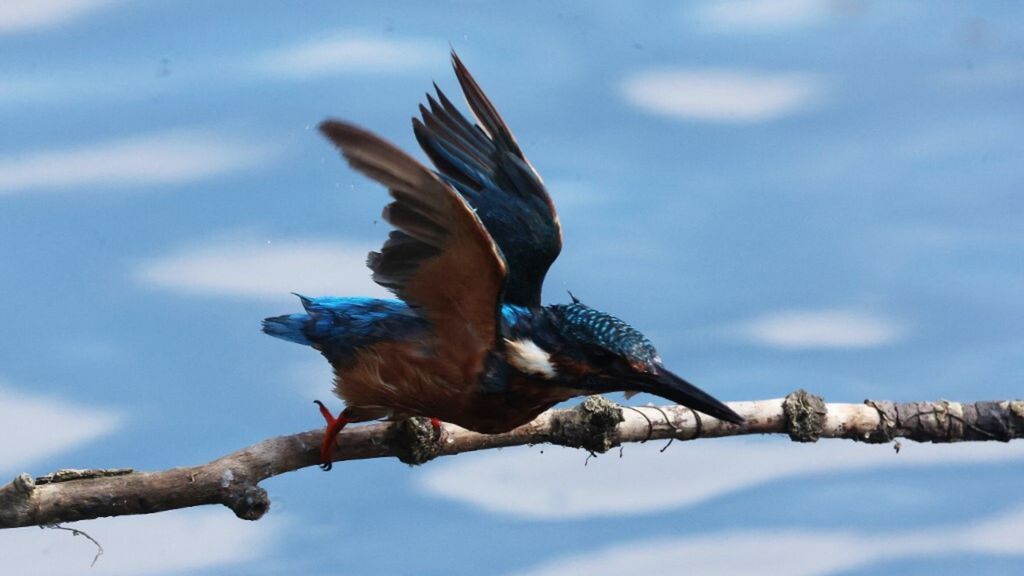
[3,391,1022,529]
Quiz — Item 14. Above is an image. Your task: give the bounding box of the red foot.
[429,417,443,440]
[313,400,349,471]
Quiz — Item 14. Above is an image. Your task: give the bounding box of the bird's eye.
[629,360,650,373]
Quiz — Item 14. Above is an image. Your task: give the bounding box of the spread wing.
[412,51,561,308]
[319,121,507,381]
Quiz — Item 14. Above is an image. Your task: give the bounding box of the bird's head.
[548,300,744,424]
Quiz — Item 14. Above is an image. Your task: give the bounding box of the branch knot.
[387,417,442,466]
[13,473,35,494]
[0,474,37,527]
[783,389,827,442]
[550,395,624,453]
[224,484,269,521]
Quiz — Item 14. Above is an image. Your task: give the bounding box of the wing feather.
[413,52,562,307]
[320,120,507,379]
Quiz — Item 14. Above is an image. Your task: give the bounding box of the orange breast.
[332,341,581,433]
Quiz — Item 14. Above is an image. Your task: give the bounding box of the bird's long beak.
[636,366,745,424]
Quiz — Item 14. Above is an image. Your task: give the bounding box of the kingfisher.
[263,52,744,470]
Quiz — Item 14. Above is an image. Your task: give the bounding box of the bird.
[263,52,744,470]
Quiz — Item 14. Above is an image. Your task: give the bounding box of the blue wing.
[412,51,562,308]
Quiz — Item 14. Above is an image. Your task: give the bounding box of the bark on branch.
[3,391,1022,529]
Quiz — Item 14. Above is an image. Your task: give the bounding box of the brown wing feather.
[319,120,507,382]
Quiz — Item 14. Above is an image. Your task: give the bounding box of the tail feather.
[263,296,426,358]
[262,313,313,346]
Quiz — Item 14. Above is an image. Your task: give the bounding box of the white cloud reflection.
[698,0,835,32]
[621,68,823,122]
[0,0,123,34]
[0,130,274,196]
[136,236,387,301]
[513,504,1024,576]
[1,509,285,575]
[258,32,445,79]
[0,381,123,475]
[421,438,1024,520]
[734,308,904,349]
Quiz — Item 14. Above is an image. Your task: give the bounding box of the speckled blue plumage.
[551,302,659,368]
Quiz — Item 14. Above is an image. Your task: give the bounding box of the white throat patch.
[504,338,557,379]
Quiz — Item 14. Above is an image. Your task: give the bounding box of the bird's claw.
[313,400,349,471]
[314,400,333,424]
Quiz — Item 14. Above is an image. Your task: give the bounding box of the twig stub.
[225,484,270,521]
